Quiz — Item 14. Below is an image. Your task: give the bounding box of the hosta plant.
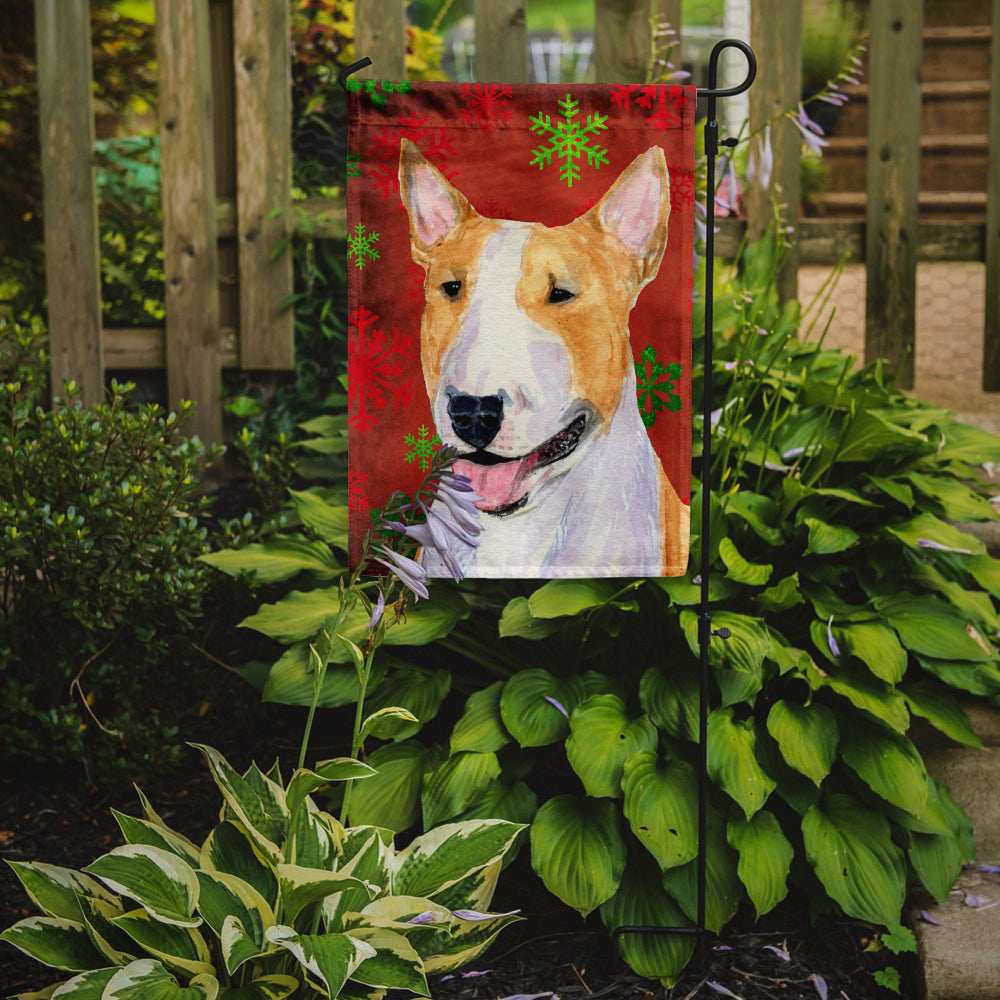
[1,744,523,999]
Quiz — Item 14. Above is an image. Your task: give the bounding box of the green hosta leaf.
[421,751,502,828]
[886,512,985,557]
[5,862,118,923]
[901,680,982,748]
[530,795,626,917]
[621,751,698,871]
[866,474,914,509]
[809,660,910,732]
[362,667,451,740]
[112,812,201,868]
[346,926,428,994]
[835,409,927,463]
[802,793,906,926]
[639,663,699,742]
[241,589,342,642]
[906,472,998,521]
[600,853,694,987]
[216,975,299,999]
[681,610,770,706]
[755,573,805,614]
[724,490,784,545]
[265,926,375,997]
[393,820,524,900]
[911,562,1000,633]
[497,596,565,639]
[83,846,200,928]
[916,655,1000,697]
[103,959,218,999]
[967,553,1000,597]
[191,746,287,862]
[111,908,214,977]
[565,695,658,798]
[839,718,929,816]
[450,682,511,754]
[935,421,1000,464]
[727,811,793,918]
[499,670,584,747]
[453,779,538,827]
[803,517,859,556]
[707,707,775,818]
[347,740,442,832]
[765,700,838,786]
[359,706,421,742]
[277,865,374,925]
[261,643,388,709]
[288,489,349,545]
[835,621,907,684]
[661,810,741,933]
[909,819,966,905]
[195,871,273,974]
[200,535,342,584]
[874,594,995,662]
[527,578,617,617]
[200,822,278,910]
[0,916,107,971]
[719,537,772,585]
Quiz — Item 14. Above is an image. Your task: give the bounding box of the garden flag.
[346,80,695,578]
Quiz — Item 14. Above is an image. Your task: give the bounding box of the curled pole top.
[699,39,757,101]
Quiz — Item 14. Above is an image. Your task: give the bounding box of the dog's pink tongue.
[454,457,530,511]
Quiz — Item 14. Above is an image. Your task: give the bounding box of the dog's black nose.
[447,392,504,450]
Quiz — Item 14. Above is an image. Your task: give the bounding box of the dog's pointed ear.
[399,138,474,265]
[585,146,670,289]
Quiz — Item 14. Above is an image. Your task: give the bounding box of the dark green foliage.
[0,317,220,783]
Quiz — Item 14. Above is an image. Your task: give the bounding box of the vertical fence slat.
[354,0,406,79]
[594,0,649,83]
[157,0,223,445]
[746,0,801,303]
[983,0,1000,390]
[864,0,923,390]
[474,0,527,82]
[34,0,103,405]
[233,0,294,370]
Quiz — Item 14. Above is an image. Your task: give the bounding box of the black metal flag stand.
[340,40,758,974]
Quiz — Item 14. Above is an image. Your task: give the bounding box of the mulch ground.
[1,744,913,1000]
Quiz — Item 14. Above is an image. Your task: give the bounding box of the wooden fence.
[33,0,1000,445]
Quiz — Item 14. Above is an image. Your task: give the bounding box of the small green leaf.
[727,811,793,917]
[527,579,617,618]
[499,670,584,747]
[346,740,441,832]
[200,536,342,584]
[421,751,502,828]
[719,537,773,585]
[450,682,511,754]
[765,700,838,786]
[839,718,929,817]
[803,517,859,555]
[639,664,699,742]
[875,594,994,662]
[707,707,776,818]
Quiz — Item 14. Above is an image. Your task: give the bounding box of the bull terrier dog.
[398,137,689,578]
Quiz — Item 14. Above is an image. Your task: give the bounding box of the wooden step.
[832,80,991,137]
[814,190,987,222]
[922,25,993,83]
[922,0,992,28]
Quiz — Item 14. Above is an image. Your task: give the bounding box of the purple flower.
[747,125,774,191]
[544,695,569,718]
[706,983,742,999]
[917,538,973,554]
[812,974,828,1000]
[451,908,520,921]
[407,911,438,925]
[791,104,828,156]
[826,616,841,658]
[367,590,385,631]
[372,545,429,600]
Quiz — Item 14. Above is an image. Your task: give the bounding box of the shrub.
[0,317,220,783]
[1,744,524,998]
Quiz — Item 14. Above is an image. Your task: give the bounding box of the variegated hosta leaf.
[265,925,376,998]
[621,751,699,871]
[706,707,776,819]
[765,700,838,786]
[276,864,375,925]
[450,681,511,754]
[391,820,524,901]
[345,926,429,995]
[77,894,136,966]
[838,718,929,817]
[45,966,118,997]
[288,801,343,870]
[83,845,200,928]
[285,760,375,823]
[0,916,107,971]
[727,810,793,918]
[361,667,452,741]
[421,751,502,829]
[4,861,118,922]
[347,740,442,832]
[565,695,658,799]
[110,908,214,978]
[499,669,585,747]
[323,829,393,931]
[214,974,299,1000]
[112,810,201,868]
[421,906,523,975]
[102,958,218,999]
[661,810,742,934]
[200,822,278,910]
[599,853,694,987]
[802,793,906,926]
[195,871,274,974]
[420,860,501,918]
[529,795,626,917]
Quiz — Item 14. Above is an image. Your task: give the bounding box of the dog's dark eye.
[441,280,463,299]
[548,286,575,304]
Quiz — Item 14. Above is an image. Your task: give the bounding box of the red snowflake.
[348,468,370,513]
[369,116,459,200]
[407,262,426,302]
[669,167,696,208]
[611,84,690,130]
[460,83,513,129]
[347,305,415,432]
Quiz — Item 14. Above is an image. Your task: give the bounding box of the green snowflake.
[635,345,683,428]
[404,425,442,470]
[345,78,413,109]
[346,152,360,178]
[348,222,380,269]
[529,93,610,188]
